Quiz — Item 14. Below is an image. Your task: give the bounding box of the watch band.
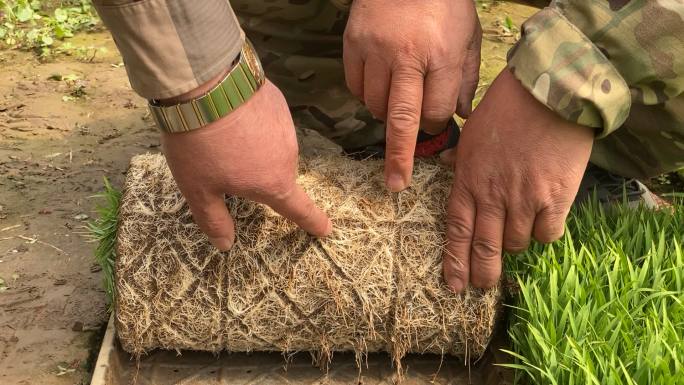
[148,38,265,133]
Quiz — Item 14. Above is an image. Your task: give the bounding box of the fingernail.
[209,237,234,251]
[386,173,407,192]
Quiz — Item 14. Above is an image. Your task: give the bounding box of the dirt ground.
[0,3,539,385]
[0,30,158,384]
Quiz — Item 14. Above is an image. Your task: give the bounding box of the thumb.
[186,192,236,251]
[263,184,332,237]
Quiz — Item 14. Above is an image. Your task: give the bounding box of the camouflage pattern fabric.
[94,0,683,178]
[508,0,684,178]
[236,0,683,178]
[231,0,385,151]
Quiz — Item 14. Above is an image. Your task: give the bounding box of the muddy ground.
[0,3,624,384]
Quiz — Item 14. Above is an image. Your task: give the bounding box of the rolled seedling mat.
[115,153,501,366]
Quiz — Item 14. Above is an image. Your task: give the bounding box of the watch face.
[243,39,265,86]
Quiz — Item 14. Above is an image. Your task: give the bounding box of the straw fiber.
[115,153,501,367]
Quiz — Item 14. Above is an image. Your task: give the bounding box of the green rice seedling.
[503,200,684,384]
[87,177,120,309]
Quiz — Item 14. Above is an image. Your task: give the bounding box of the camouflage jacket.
[94,0,683,139]
[508,0,684,137]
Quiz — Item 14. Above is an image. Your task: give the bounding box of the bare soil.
[0,3,538,384]
[0,32,157,384]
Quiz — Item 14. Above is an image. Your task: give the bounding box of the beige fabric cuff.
[93,0,244,100]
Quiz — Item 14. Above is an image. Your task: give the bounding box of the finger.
[503,207,535,253]
[264,184,332,237]
[363,57,391,121]
[186,192,236,251]
[456,22,482,118]
[533,205,568,244]
[384,67,424,192]
[343,45,364,100]
[443,186,476,293]
[470,202,505,289]
[421,68,459,134]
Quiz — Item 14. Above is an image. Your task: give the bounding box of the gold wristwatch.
[148,39,265,133]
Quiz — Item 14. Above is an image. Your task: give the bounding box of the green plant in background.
[504,199,684,384]
[87,177,119,310]
[502,15,516,33]
[0,0,99,57]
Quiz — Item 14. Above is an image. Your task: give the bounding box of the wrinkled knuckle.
[539,194,558,211]
[388,102,420,128]
[443,257,468,280]
[445,216,473,243]
[539,184,573,209]
[472,237,500,262]
[395,40,421,58]
[269,186,295,205]
[260,177,292,201]
[343,28,361,45]
[478,201,506,221]
[548,204,570,220]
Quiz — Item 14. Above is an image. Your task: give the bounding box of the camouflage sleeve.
[507,1,684,137]
[92,0,244,100]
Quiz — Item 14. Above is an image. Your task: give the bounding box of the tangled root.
[115,153,500,368]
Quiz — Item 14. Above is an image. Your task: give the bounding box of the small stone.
[73,213,89,221]
[334,117,366,132]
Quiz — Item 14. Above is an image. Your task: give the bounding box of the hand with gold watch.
[156,39,332,250]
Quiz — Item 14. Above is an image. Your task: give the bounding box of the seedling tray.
[91,316,512,385]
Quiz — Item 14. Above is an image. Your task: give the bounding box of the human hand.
[161,80,332,250]
[343,0,481,192]
[441,69,594,292]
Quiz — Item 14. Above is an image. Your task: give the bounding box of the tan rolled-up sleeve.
[93,0,244,100]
